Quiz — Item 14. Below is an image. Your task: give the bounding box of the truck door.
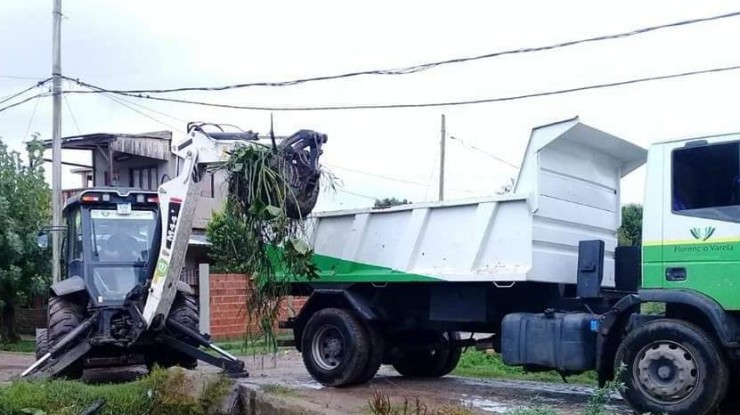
[661,139,740,310]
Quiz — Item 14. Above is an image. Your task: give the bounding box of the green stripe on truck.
[308,253,439,283]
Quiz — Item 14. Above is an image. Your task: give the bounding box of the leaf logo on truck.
[690,226,715,241]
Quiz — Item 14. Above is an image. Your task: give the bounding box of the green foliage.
[207,144,320,352]
[582,365,624,415]
[0,367,230,415]
[0,339,34,353]
[454,350,596,384]
[373,197,411,209]
[617,204,642,246]
[0,135,51,343]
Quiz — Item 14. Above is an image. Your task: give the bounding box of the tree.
[0,136,51,343]
[373,197,410,209]
[618,204,643,246]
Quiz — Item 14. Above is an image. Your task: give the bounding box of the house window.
[673,142,740,221]
[130,166,159,190]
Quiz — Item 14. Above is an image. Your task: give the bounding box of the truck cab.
[58,189,160,306]
[643,134,740,308]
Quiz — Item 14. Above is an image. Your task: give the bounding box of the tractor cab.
[60,188,160,306]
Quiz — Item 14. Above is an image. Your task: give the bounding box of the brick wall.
[208,273,306,340]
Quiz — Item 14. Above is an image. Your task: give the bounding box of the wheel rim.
[311,324,345,371]
[633,340,699,403]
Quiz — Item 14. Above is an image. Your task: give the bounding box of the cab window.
[673,142,740,221]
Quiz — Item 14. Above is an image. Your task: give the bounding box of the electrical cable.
[63,94,82,134]
[98,92,184,132]
[0,74,48,81]
[327,163,478,193]
[449,135,519,169]
[337,188,380,200]
[22,95,42,139]
[0,93,51,114]
[65,63,740,112]
[0,78,51,105]
[63,10,740,95]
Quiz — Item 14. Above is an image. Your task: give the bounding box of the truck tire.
[392,331,462,378]
[353,321,385,384]
[615,319,729,415]
[301,308,370,386]
[47,295,86,379]
[35,328,49,360]
[165,292,200,369]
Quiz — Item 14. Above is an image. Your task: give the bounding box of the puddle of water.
[460,393,517,414]
[463,397,516,413]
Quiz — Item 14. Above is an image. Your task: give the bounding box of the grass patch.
[0,340,35,353]
[453,350,596,385]
[0,367,231,415]
[261,383,296,396]
[212,335,292,356]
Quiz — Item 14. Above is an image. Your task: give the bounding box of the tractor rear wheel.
[159,292,200,369]
[47,295,86,379]
[35,328,49,360]
[392,331,462,378]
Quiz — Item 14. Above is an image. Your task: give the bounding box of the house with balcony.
[43,130,226,290]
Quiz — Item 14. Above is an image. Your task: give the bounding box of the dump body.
[308,118,647,286]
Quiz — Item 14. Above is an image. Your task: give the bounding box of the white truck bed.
[308,118,647,286]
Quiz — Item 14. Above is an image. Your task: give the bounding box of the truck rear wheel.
[392,331,461,378]
[47,296,85,379]
[353,321,385,384]
[615,319,728,415]
[301,308,370,387]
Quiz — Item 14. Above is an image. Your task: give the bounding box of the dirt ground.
[235,351,629,415]
[1,350,629,414]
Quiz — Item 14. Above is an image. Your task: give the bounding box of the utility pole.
[51,0,62,283]
[438,114,446,201]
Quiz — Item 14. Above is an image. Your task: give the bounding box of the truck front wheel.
[615,319,728,415]
[301,308,370,386]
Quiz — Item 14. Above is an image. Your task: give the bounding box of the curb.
[238,383,344,415]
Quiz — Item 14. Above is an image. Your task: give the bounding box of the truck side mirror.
[37,231,49,249]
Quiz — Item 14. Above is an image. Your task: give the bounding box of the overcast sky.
[2,1,740,211]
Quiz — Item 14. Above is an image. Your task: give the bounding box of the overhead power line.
[327,163,479,193]
[0,93,51,114]
[64,63,740,112]
[63,94,82,134]
[63,10,740,95]
[23,95,42,139]
[0,74,48,81]
[0,78,51,105]
[449,135,519,169]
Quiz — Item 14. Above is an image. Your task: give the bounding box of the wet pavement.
[0,350,637,414]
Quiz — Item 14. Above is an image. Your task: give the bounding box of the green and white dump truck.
[283,117,740,415]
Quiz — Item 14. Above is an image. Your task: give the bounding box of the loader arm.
[141,128,232,329]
